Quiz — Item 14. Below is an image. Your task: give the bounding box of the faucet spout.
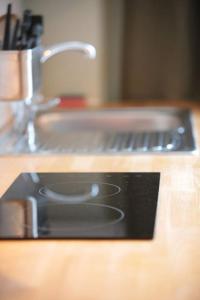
[41,41,96,63]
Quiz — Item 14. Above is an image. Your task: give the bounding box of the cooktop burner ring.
[23,202,125,234]
[38,181,121,204]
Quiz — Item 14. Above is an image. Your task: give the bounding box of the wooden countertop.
[0,100,200,300]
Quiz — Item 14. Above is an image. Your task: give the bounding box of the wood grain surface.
[0,101,200,300]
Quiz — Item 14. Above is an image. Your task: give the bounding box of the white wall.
[0,0,21,13]
[24,0,107,104]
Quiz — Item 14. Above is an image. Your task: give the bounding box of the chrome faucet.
[41,41,96,63]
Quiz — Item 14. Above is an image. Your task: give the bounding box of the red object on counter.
[58,95,87,109]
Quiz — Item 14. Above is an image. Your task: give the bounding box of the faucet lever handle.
[31,97,60,112]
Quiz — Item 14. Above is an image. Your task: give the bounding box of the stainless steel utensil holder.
[0,48,41,102]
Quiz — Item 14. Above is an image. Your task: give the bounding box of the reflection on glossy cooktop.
[0,173,160,240]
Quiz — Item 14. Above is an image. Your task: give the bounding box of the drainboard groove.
[136,133,149,150]
[119,133,132,151]
[111,133,125,151]
[147,132,157,150]
[102,133,117,152]
[142,133,150,151]
[171,131,182,150]
[122,132,133,150]
[151,132,167,151]
[132,133,141,150]
[158,132,165,149]
[125,133,137,151]
[163,132,175,150]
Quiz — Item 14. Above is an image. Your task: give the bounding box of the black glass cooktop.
[0,173,160,240]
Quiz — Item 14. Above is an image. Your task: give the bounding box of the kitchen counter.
[0,100,200,300]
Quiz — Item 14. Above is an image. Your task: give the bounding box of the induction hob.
[0,173,160,240]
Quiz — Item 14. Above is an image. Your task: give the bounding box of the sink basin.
[39,108,182,133]
[0,107,196,154]
[30,107,195,154]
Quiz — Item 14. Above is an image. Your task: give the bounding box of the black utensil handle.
[3,3,12,50]
[11,19,20,50]
[19,9,32,50]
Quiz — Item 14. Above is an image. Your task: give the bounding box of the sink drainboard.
[33,130,184,153]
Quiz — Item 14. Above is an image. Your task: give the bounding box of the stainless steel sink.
[0,107,196,154]
[30,107,196,153]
